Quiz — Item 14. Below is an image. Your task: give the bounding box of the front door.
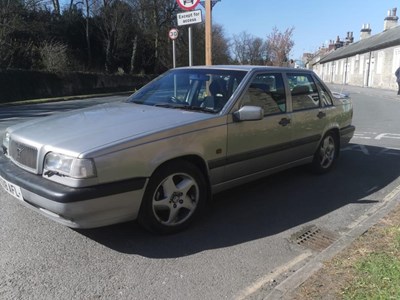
[225,72,294,181]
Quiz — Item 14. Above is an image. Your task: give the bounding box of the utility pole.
[201,0,220,65]
[205,0,212,65]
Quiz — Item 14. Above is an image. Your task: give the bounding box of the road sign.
[177,10,202,26]
[169,28,179,40]
[176,0,200,11]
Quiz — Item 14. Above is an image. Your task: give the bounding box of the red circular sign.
[176,0,200,11]
[169,28,179,40]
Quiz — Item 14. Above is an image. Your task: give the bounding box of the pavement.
[328,82,399,100]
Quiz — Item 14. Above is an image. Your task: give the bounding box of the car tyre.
[311,132,338,174]
[138,160,207,234]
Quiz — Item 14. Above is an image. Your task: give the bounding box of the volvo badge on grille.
[16,146,24,159]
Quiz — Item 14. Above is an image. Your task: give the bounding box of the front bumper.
[0,153,147,228]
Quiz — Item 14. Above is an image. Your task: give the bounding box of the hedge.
[0,69,154,104]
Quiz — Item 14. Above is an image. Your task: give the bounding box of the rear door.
[287,72,328,159]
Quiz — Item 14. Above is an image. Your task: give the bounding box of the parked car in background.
[0,66,355,234]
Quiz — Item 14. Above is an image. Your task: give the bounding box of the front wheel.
[310,133,338,174]
[138,160,207,234]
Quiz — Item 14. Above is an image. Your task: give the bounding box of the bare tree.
[0,1,25,68]
[97,0,135,73]
[128,0,178,73]
[212,24,231,64]
[82,0,94,68]
[232,31,265,65]
[39,40,69,71]
[232,32,251,64]
[248,37,266,65]
[265,26,295,66]
[51,0,60,14]
[24,0,47,10]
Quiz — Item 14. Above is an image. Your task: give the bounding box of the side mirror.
[233,106,264,122]
[332,91,350,99]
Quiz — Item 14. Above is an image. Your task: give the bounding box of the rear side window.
[288,73,320,111]
[315,79,333,106]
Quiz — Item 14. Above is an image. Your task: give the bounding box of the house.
[310,8,400,90]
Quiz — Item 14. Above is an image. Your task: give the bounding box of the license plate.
[0,175,24,201]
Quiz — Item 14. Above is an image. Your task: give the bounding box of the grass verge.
[290,204,400,299]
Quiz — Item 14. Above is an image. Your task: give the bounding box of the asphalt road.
[1,87,400,299]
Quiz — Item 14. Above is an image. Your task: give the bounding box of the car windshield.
[127,68,247,113]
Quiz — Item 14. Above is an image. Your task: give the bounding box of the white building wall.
[319,45,400,90]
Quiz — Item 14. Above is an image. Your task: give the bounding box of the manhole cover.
[291,225,339,252]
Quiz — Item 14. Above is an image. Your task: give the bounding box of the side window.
[315,80,333,106]
[288,73,320,111]
[241,73,286,115]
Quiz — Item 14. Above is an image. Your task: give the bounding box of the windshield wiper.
[180,105,216,113]
[154,103,216,113]
[154,103,183,109]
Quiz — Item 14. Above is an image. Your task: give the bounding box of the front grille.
[9,140,38,171]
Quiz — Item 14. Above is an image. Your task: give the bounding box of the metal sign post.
[169,28,179,68]
[188,27,193,66]
[176,8,202,67]
[173,40,176,68]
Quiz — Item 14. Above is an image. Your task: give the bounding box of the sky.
[208,0,400,59]
[59,0,400,60]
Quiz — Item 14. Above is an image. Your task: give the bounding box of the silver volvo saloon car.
[0,66,355,234]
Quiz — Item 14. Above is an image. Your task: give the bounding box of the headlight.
[44,152,96,179]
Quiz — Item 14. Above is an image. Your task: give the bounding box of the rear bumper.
[340,125,355,145]
[0,153,147,228]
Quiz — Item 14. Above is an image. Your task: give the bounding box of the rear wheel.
[311,132,338,174]
[138,160,207,234]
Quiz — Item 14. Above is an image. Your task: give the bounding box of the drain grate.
[291,225,339,252]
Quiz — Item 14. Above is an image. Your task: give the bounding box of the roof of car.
[174,65,313,73]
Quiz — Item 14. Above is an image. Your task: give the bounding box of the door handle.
[317,111,326,119]
[279,118,291,126]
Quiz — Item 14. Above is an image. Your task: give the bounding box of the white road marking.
[375,133,400,140]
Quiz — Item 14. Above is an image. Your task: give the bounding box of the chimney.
[360,24,372,40]
[345,32,354,45]
[384,8,398,30]
[328,40,335,51]
[334,35,344,49]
